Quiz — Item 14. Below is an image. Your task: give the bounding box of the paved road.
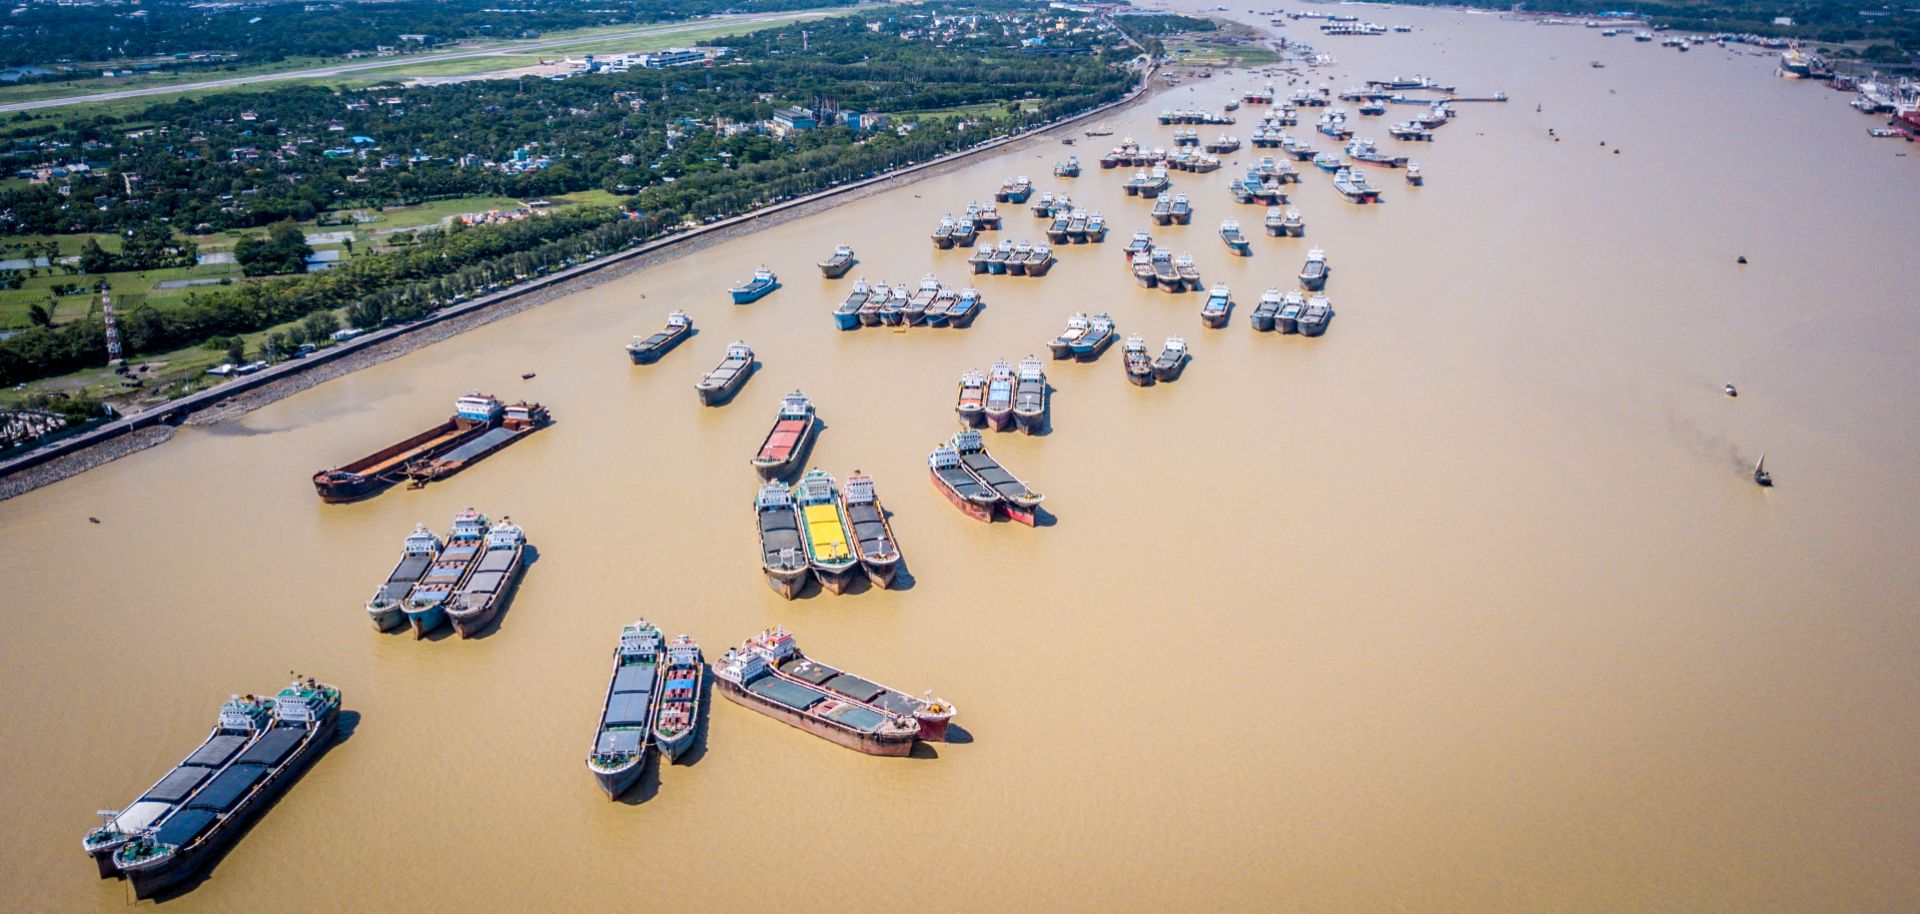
[0,11,832,113]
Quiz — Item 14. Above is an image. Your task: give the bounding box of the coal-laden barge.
[103,678,342,900]
[713,627,954,756]
[311,392,547,502]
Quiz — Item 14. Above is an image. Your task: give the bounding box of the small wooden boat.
[1122,335,1154,386]
[729,267,779,304]
[1753,454,1772,487]
[1048,313,1091,360]
[928,443,1000,523]
[1200,285,1232,329]
[818,244,856,278]
[696,341,754,406]
[955,369,987,427]
[1151,336,1189,382]
[793,469,860,595]
[951,431,1044,526]
[627,311,693,364]
[1072,313,1116,362]
[841,473,902,589]
[750,390,817,482]
[983,359,1015,431]
[755,482,810,600]
[1012,356,1047,435]
[652,634,703,763]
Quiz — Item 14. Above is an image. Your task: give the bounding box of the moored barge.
[654,634,703,763]
[818,244,857,278]
[586,621,664,799]
[365,524,443,632]
[756,482,810,599]
[983,359,1016,431]
[1122,335,1154,386]
[1152,336,1190,381]
[311,392,505,502]
[402,508,488,638]
[955,368,987,427]
[445,517,526,638]
[1012,356,1047,434]
[628,311,693,364]
[952,430,1043,525]
[794,469,860,595]
[403,400,549,486]
[841,473,902,589]
[696,341,755,406]
[713,628,954,755]
[729,267,779,304]
[751,390,818,482]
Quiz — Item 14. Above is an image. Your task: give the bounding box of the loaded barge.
[713,628,954,756]
[403,400,549,487]
[628,311,693,364]
[654,634,704,763]
[312,393,527,502]
[841,473,902,589]
[444,517,526,638]
[750,390,818,482]
[587,621,664,799]
[951,430,1043,525]
[756,482,811,599]
[365,524,443,632]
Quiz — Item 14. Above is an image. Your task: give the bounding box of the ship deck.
[435,426,518,466]
[356,425,471,476]
[845,500,892,558]
[801,503,852,561]
[962,452,1029,498]
[759,418,808,462]
[759,508,805,566]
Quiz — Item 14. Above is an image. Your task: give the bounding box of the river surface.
[4,4,1917,911]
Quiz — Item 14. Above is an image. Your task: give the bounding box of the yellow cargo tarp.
[802,504,851,560]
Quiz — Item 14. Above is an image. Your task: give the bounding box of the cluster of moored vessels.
[834,275,988,329]
[365,508,529,638]
[757,468,902,597]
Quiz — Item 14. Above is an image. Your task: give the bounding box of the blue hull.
[1005,189,1033,204]
[833,310,860,330]
[407,603,445,639]
[731,282,777,304]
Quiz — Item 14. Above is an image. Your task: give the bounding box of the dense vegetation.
[0,0,850,69]
[0,4,1138,385]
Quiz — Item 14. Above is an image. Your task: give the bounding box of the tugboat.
[967,243,994,275]
[756,482,810,599]
[1281,208,1306,237]
[1276,290,1305,333]
[1170,193,1193,225]
[1131,250,1157,289]
[1152,247,1181,290]
[1201,284,1233,328]
[751,390,818,482]
[1026,244,1056,277]
[1406,162,1423,185]
[1085,211,1108,242]
[1072,313,1116,362]
[366,524,443,632]
[113,678,341,901]
[1332,167,1382,203]
[1012,356,1048,434]
[951,430,1044,525]
[652,634,703,764]
[729,267,779,304]
[983,359,1016,431]
[818,244,857,278]
[1299,247,1329,291]
[695,341,755,406]
[1220,219,1251,256]
[793,469,860,595]
[1048,313,1092,360]
[586,621,664,799]
[1299,293,1334,336]
[1251,288,1283,332]
[931,214,956,249]
[928,442,1001,522]
[1176,253,1203,290]
[834,280,869,330]
[398,509,487,638]
[711,628,953,755]
[955,369,987,427]
[83,692,275,879]
[1121,335,1155,386]
[444,516,525,638]
[841,473,902,589]
[628,311,694,364]
[1151,336,1190,382]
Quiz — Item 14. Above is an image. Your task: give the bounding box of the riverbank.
[0,64,1164,501]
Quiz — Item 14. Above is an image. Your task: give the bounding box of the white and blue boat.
[587,621,665,800]
[729,267,779,304]
[1219,220,1251,257]
[833,279,869,330]
[365,523,443,632]
[1313,152,1344,173]
[403,508,489,639]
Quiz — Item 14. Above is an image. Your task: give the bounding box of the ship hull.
[818,258,855,279]
[628,330,688,364]
[730,282,777,304]
[999,499,1039,527]
[930,467,998,523]
[447,551,523,639]
[715,677,914,756]
[1202,309,1229,329]
[956,405,986,428]
[765,567,809,600]
[696,364,754,407]
[656,728,696,764]
[367,602,406,633]
[408,603,446,640]
[1252,311,1276,332]
[1014,409,1044,434]
[406,423,544,484]
[313,419,482,502]
[813,564,858,595]
[984,407,1013,431]
[833,310,861,331]
[592,761,644,801]
[860,556,899,590]
[1026,258,1054,277]
[1126,369,1153,387]
[1152,359,1187,382]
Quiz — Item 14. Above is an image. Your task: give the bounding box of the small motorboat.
[1754,454,1772,488]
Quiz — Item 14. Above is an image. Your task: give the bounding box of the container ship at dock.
[713,628,954,756]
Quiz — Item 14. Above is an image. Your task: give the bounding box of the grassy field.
[0,260,250,331]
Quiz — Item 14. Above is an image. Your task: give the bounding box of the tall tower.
[102,291,123,366]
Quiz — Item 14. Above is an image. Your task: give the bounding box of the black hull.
[1152,359,1187,382]
[313,474,395,504]
[629,332,688,365]
[1014,410,1045,434]
[697,364,754,406]
[860,557,899,589]
[765,568,809,600]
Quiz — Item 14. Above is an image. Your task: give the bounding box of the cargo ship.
[1073,313,1116,362]
[1170,193,1193,225]
[928,442,1001,522]
[1220,220,1251,256]
[983,359,1016,431]
[1085,211,1108,242]
[955,369,987,427]
[1152,195,1174,226]
[729,267,779,304]
[1048,212,1071,243]
[1175,253,1202,290]
[968,243,995,274]
[1131,250,1156,288]
[654,634,703,763]
[1313,152,1344,173]
[1276,290,1306,334]
[1201,284,1233,328]
[794,469,860,595]
[696,341,755,406]
[951,217,980,249]
[818,244,856,278]
[1006,241,1033,276]
[1124,228,1153,261]
[83,693,274,878]
[1332,167,1382,203]
[1281,208,1306,237]
[311,392,505,502]
[841,473,902,589]
[403,400,549,486]
[403,508,490,638]
[834,279,869,330]
[1122,335,1154,386]
[1053,156,1081,178]
[996,176,1034,204]
[756,482,811,599]
[974,201,1003,229]
[1012,356,1047,434]
[1264,206,1287,237]
[445,517,525,638]
[628,311,694,364]
[1406,162,1424,185]
[113,678,340,900]
[586,621,664,799]
[1299,294,1334,336]
[1049,313,1091,360]
[946,286,983,326]
[1345,138,1406,168]
[1152,336,1190,381]
[365,524,443,632]
[951,430,1044,525]
[1066,210,1090,243]
[1030,191,1056,218]
[985,239,1014,275]
[712,628,954,755]
[751,390,817,482]
[1299,247,1329,291]
[1152,247,1181,290]
[1251,288,1283,332]
[1026,245,1055,278]
[862,280,893,326]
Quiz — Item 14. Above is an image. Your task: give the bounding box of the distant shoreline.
[0,66,1167,502]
